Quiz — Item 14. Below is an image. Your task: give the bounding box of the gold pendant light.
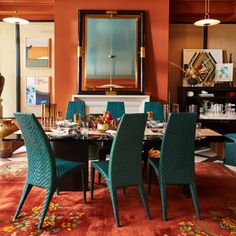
[194,0,220,26]
[3,0,29,25]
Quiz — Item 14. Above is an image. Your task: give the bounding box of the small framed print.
[26,76,50,105]
[215,63,233,82]
[26,38,51,67]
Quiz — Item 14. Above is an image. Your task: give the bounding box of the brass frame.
[78,10,145,95]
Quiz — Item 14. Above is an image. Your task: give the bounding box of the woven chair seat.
[55,158,84,178]
[91,161,109,181]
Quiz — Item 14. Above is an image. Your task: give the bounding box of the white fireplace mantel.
[72,95,150,114]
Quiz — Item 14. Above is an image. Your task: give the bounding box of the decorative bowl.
[97,123,110,132]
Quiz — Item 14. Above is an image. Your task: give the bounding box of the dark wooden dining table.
[3,127,232,192]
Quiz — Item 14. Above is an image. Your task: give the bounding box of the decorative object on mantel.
[194,0,220,27]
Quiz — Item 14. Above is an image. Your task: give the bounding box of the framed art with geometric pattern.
[183,49,223,84]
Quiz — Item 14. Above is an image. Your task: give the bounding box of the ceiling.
[0,0,54,21]
[0,0,236,23]
[170,0,236,23]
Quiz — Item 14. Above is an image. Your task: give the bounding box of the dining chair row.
[65,100,164,122]
[13,112,201,229]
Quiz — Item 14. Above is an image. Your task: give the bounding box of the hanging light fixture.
[194,0,220,26]
[3,0,29,25]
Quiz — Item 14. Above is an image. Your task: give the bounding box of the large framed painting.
[78,10,145,95]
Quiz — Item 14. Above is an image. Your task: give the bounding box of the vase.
[0,119,18,138]
[0,73,5,97]
[0,119,19,158]
[188,77,198,86]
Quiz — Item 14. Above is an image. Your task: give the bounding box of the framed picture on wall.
[215,63,234,82]
[183,49,223,84]
[25,38,51,67]
[26,76,50,105]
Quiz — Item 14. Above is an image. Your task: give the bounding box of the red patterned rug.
[0,161,235,236]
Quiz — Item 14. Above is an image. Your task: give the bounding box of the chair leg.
[147,162,152,194]
[160,183,167,221]
[189,183,201,220]
[81,167,86,203]
[109,186,120,227]
[38,189,54,229]
[122,187,126,195]
[138,184,151,220]
[90,166,95,200]
[14,183,33,220]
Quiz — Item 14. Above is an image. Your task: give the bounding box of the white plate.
[106,130,117,136]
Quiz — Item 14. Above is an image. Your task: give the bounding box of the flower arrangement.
[170,61,208,85]
[89,112,119,131]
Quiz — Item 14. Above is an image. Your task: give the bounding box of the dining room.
[0,0,236,235]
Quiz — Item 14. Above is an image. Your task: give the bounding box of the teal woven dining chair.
[97,101,126,183]
[148,112,201,220]
[142,102,164,172]
[106,101,125,119]
[91,113,151,227]
[224,133,236,167]
[144,102,164,122]
[65,101,86,121]
[13,112,86,229]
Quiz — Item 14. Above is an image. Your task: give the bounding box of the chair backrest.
[106,101,125,119]
[108,113,147,187]
[159,112,197,184]
[14,112,56,188]
[144,102,164,122]
[66,101,86,121]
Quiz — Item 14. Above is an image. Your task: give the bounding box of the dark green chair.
[224,133,236,167]
[144,101,164,121]
[65,101,86,121]
[106,101,125,119]
[98,101,126,183]
[13,112,86,229]
[91,113,151,227]
[142,101,164,172]
[148,112,200,220]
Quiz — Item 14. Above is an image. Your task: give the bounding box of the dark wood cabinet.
[178,86,236,134]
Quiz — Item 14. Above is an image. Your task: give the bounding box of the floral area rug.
[0,161,235,235]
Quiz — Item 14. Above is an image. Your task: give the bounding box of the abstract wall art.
[26,76,50,105]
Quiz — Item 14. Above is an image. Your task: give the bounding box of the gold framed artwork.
[78,10,145,95]
[26,38,51,67]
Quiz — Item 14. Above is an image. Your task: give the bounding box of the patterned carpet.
[0,146,236,235]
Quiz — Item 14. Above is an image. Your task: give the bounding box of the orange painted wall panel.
[54,0,169,114]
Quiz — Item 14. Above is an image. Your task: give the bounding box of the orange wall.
[54,0,169,114]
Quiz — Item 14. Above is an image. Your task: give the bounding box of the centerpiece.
[90,112,119,132]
